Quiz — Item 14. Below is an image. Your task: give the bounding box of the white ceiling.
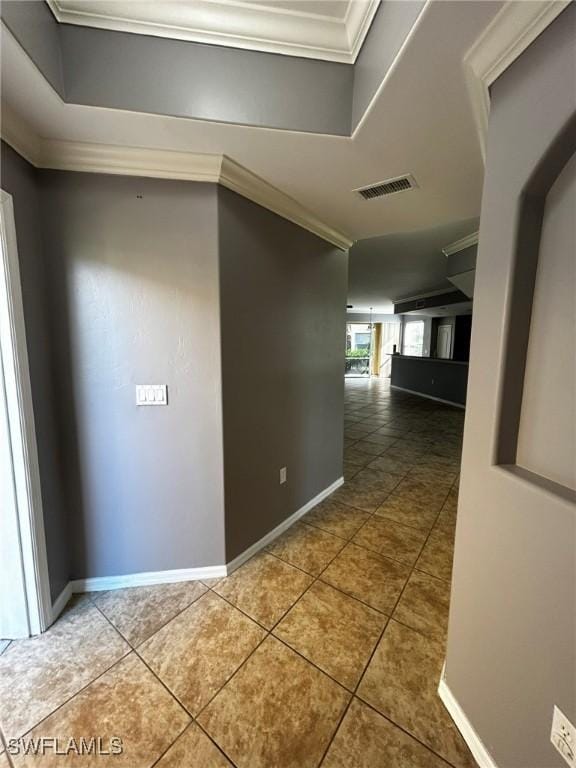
[347,218,479,313]
[47,0,380,63]
[2,1,503,242]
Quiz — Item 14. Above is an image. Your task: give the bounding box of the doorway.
[345,322,372,377]
[437,324,453,359]
[0,190,51,639]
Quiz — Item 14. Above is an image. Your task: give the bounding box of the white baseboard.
[438,667,498,768]
[225,476,345,575]
[70,564,228,593]
[64,476,344,596]
[50,582,72,623]
[390,385,466,409]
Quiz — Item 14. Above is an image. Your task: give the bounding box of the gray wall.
[352,0,425,129]
[2,0,430,136]
[218,187,347,560]
[390,356,468,406]
[60,24,353,135]
[348,217,479,313]
[445,6,576,767]
[2,146,349,584]
[516,150,575,491]
[1,142,69,602]
[0,0,64,96]
[39,171,226,577]
[1,0,352,136]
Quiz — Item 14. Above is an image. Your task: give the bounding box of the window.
[354,332,371,350]
[402,320,425,356]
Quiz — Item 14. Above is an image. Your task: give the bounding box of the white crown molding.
[0,107,42,168]
[40,139,224,183]
[464,0,570,162]
[219,157,352,250]
[442,231,479,257]
[47,0,380,64]
[0,114,352,250]
[438,666,499,768]
[345,0,381,61]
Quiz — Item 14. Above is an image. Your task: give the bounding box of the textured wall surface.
[445,7,576,766]
[218,187,348,560]
[39,171,226,578]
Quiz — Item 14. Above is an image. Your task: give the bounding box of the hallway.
[0,379,474,768]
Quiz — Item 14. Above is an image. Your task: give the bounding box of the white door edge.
[0,189,52,636]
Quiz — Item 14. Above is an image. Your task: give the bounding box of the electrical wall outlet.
[551,706,575,767]
[279,467,287,484]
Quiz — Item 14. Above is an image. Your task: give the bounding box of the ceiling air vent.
[355,174,418,201]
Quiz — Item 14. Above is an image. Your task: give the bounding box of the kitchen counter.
[390,355,469,407]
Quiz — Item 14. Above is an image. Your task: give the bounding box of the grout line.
[93,584,209,651]
[11,645,133,743]
[3,381,464,768]
[355,697,458,768]
[91,602,243,768]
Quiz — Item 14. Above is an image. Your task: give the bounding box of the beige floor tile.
[0,754,9,768]
[383,447,427,465]
[352,440,388,456]
[344,428,373,441]
[274,581,386,689]
[367,455,411,475]
[405,490,451,509]
[265,522,345,576]
[416,531,455,582]
[139,591,265,715]
[352,517,427,565]
[391,482,449,510]
[393,570,451,641]
[10,653,190,768]
[323,697,449,768]
[155,723,232,767]
[304,498,370,540]
[362,433,402,447]
[343,448,373,467]
[374,494,439,531]
[198,635,349,768]
[369,427,405,438]
[0,600,129,741]
[94,581,207,646]
[434,505,458,537]
[321,543,410,614]
[350,468,404,493]
[343,462,361,480]
[201,577,225,587]
[213,553,312,629]
[330,482,390,513]
[357,621,475,768]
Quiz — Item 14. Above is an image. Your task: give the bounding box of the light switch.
[136,384,168,406]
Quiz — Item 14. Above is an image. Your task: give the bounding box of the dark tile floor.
[0,378,474,768]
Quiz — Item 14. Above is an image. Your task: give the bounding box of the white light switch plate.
[280,467,287,484]
[136,384,168,406]
[551,706,575,767]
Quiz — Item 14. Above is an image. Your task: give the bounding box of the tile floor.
[0,378,474,768]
